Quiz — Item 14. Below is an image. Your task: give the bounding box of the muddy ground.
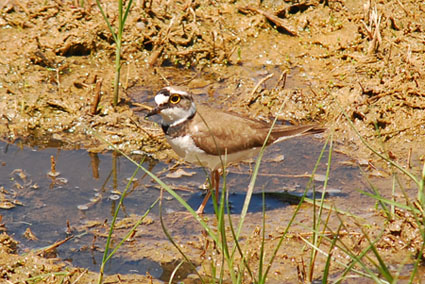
[0,0,425,283]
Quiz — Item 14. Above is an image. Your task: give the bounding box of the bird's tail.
[271,124,324,143]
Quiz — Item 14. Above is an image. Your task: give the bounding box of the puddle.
[1,1,424,282]
[0,134,374,281]
[0,141,170,275]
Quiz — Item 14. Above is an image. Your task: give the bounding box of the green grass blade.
[322,222,343,283]
[98,159,142,283]
[308,132,334,282]
[122,0,134,26]
[95,0,118,42]
[101,161,141,262]
[357,189,421,215]
[358,167,392,219]
[261,134,331,281]
[409,235,425,283]
[92,131,220,246]
[169,260,184,284]
[103,198,159,263]
[358,228,393,282]
[300,234,385,283]
[332,214,388,283]
[226,200,255,282]
[333,97,419,186]
[159,191,205,283]
[302,196,359,218]
[258,190,266,282]
[236,96,290,240]
[419,160,425,207]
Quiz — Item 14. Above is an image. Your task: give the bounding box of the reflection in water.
[0,137,368,278]
[89,152,100,179]
[0,141,168,273]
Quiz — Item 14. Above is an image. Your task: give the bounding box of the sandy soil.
[1,0,425,282]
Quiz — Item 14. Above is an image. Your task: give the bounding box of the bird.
[146,86,323,214]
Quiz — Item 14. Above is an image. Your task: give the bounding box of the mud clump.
[0,1,423,165]
[1,0,425,282]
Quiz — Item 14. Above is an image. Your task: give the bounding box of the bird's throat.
[161,102,196,135]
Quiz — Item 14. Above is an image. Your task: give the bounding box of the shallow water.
[0,137,373,279]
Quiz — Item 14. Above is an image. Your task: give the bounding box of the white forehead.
[154,93,168,105]
[165,86,188,95]
[154,86,188,105]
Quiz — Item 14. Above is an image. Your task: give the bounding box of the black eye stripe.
[158,89,170,97]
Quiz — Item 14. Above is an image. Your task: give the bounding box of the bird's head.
[146,86,196,125]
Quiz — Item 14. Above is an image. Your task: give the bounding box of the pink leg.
[196,170,220,214]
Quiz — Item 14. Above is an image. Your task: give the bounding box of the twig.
[91,77,103,115]
[131,102,153,112]
[367,5,382,55]
[238,5,297,36]
[407,148,412,169]
[129,116,157,139]
[155,67,171,85]
[48,155,60,178]
[14,1,30,15]
[405,44,412,65]
[247,73,274,105]
[71,269,88,284]
[230,170,323,181]
[36,235,74,256]
[396,0,409,16]
[294,230,361,238]
[147,45,164,67]
[274,70,288,89]
[148,16,175,67]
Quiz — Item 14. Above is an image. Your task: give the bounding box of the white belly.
[166,135,260,170]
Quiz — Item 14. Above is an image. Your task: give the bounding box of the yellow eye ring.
[169,94,181,104]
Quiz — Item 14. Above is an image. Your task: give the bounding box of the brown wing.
[189,105,322,155]
[189,106,268,155]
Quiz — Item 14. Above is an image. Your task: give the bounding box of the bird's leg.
[196,191,211,214]
[196,169,220,214]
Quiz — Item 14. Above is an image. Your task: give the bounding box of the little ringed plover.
[147,86,323,214]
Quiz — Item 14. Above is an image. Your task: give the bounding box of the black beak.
[145,106,161,118]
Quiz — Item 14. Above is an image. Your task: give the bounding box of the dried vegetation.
[0,0,425,282]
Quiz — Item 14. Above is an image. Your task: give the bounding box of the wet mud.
[1,0,425,283]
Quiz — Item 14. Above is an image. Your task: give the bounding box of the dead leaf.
[312,174,327,182]
[11,169,27,181]
[23,228,38,241]
[0,201,15,209]
[268,154,285,163]
[166,169,196,179]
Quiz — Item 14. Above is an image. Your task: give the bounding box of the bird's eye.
[169,94,181,104]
